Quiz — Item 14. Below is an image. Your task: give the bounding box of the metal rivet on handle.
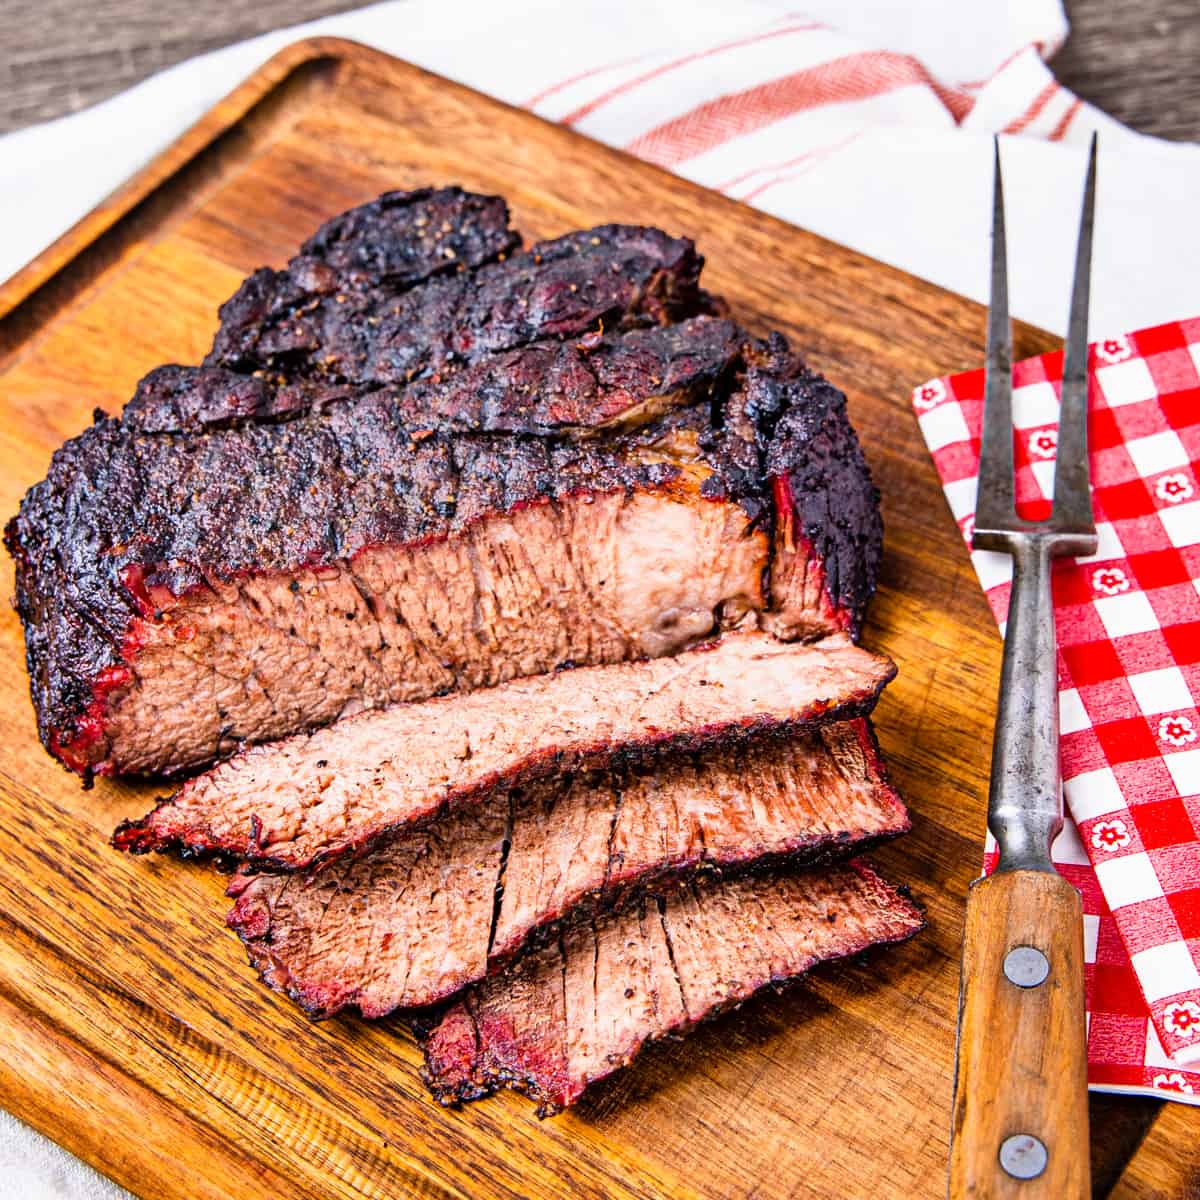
[1003,945,1049,988]
[999,1134,1048,1180]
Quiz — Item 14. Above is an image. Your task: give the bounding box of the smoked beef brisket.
[6,186,921,1122]
[420,860,924,1114]
[115,631,895,870]
[226,720,909,1015]
[6,189,882,780]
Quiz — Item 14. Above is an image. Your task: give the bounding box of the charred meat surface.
[125,316,741,437]
[7,194,882,780]
[206,221,701,385]
[205,186,522,374]
[115,630,895,870]
[420,860,924,1114]
[290,187,520,286]
[226,720,910,1016]
[388,316,743,437]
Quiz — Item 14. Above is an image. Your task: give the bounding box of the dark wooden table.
[0,5,1196,1200]
[0,0,1198,139]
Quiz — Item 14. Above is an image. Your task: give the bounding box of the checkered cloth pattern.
[915,317,1200,1099]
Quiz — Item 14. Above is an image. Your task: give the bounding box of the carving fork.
[948,135,1099,1198]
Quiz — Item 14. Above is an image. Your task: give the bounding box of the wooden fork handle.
[949,869,1090,1198]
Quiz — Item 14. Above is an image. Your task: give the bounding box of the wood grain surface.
[0,0,1197,141]
[0,37,1193,1200]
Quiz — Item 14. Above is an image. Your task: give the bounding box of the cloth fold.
[916,318,1200,1099]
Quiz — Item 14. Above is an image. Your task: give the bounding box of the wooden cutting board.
[0,38,1186,1200]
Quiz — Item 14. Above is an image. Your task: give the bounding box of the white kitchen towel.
[1,0,1198,339]
[0,1108,130,1199]
[2,3,1198,1197]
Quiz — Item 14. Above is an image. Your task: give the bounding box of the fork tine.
[1053,133,1099,534]
[975,137,1015,534]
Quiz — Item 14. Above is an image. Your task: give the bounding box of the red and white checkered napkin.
[913,318,1200,1101]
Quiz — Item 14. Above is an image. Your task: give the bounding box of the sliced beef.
[226,720,909,1016]
[10,414,769,778]
[206,222,701,385]
[7,195,883,781]
[420,860,924,1114]
[114,631,895,870]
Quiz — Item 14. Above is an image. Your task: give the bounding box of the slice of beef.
[10,417,767,779]
[8,327,876,781]
[206,223,702,385]
[420,860,924,1114]
[226,719,909,1016]
[114,631,895,870]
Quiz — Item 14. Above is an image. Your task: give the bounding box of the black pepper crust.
[5,195,883,779]
[206,186,522,372]
[206,214,702,385]
[756,336,883,628]
[296,186,520,286]
[124,315,743,437]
